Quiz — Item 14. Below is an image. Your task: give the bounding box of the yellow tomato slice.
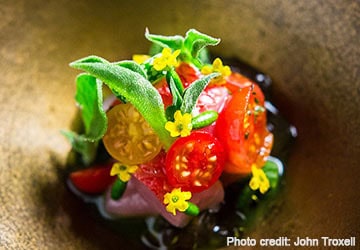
[103,103,162,164]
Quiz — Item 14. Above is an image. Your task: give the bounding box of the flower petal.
[119,172,131,182]
[249,177,260,190]
[177,201,189,212]
[110,163,120,176]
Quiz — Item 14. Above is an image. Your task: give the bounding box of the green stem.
[167,68,184,96]
[185,202,200,216]
[111,179,127,200]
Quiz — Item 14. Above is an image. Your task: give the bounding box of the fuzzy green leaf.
[61,130,98,165]
[70,56,173,149]
[75,74,107,140]
[168,76,183,109]
[184,29,220,59]
[114,60,147,79]
[62,73,106,164]
[145,28,184,50]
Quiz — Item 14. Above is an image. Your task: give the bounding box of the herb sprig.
[66,29,221,164]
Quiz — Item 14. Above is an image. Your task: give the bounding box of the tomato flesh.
[165,131,225,193]
[103,103,162,165]
[215,83,273,174]
[134,151,172,200]
[70,163,116,194]
[154,79,173,108]
[175,62,200,88]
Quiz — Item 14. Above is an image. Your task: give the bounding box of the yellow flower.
[132,54,150,64]
[110,163,138,182]
[153,48,181,71]
[163,188,192,216]
[201,58,231,84]
[249,164,270,194]
[165,110,192,137]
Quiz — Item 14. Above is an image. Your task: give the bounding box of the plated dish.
[64,29,296,248]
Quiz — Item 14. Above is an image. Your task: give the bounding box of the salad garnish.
[64,29,287,240]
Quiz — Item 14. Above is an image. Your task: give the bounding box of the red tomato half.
[175,62,200,88]
[135,151,172,201]
[225,72,253,93]
[165,131,225,193]
[154,79,173,108]
[215,84,273,174]
[70,163,116,194]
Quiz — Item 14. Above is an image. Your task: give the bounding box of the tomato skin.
[215,83,273,174]
[225,72,253,93]
[103,103,162,165]
[135,151,172,200]
[154,79,173,108]
[165,131,225,193]
[70,163,116,194]
[175,62,200,88]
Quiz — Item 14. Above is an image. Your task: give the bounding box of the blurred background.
[1,0,359,249]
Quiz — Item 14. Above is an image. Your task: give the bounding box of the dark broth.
[66,57,297,249]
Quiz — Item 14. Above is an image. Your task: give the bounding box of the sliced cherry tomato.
[134,151,172,200]
[193,85,231,134]
[225,72,253,93]
[165,131,225,193]
[175,62,200,88]
[195,85,230,113]
[103,103,162,164]
[70,163,116,194]
[154,78,173,108]
[215,83,273,174]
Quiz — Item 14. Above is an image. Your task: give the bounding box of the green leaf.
[114,60,147,79]
[72,55,109,64]
[180,73,219,114]
[61,130,98,165]
[197,47,212,65]
[166,70,183,108]
[166,68,184,95]
[145,28,184,50]
[75,74,107,141]
[168,77,183,108]
[165,105,177,122]
[145,29,220,68]
[70,56,173,149]
[149,43,163,56]
[184,29,220,60]
[62,73,107,164]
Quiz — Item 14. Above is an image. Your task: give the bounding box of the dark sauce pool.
[66,57,297,249]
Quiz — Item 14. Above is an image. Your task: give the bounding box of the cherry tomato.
[70,163,116,194]
[225,72,253,93]
[215,84,273,174]
[103,103,162,164]
[175,62,200,88]
[165,131,225,193]
[195,85,230,113]
[134,151,172,200]
[192,85,231,134]
[154,78,173,108]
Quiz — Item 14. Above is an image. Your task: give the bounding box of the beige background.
[1,0,359,249]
